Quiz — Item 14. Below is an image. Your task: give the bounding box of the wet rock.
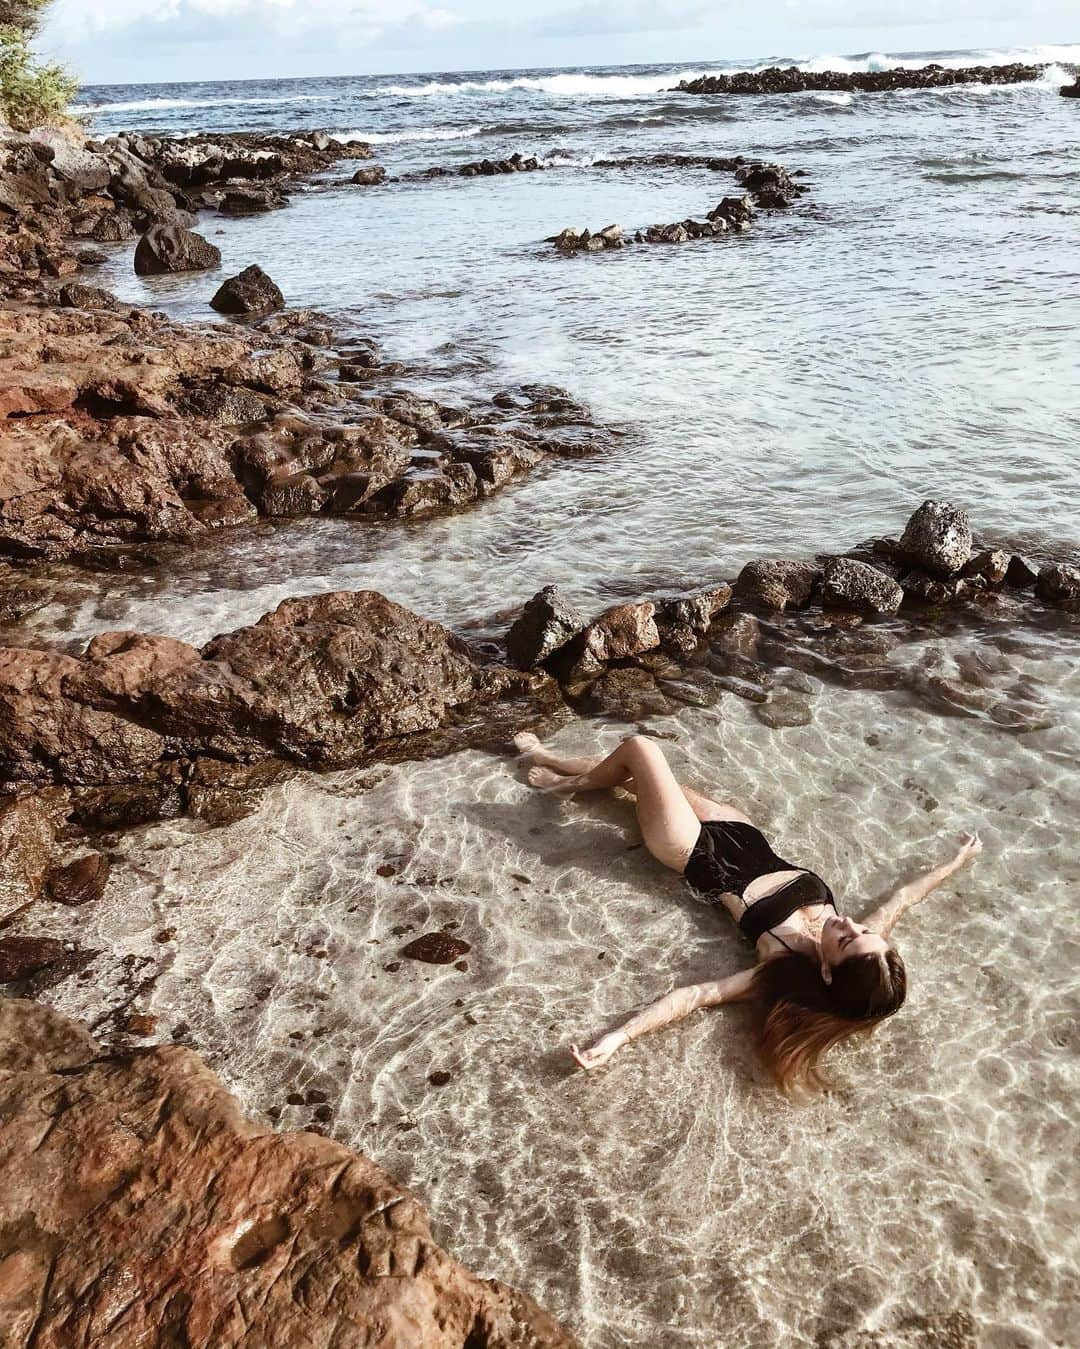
[900,571,973,605]
[0,935,66,982]
[675,63,1041,96]
[656,584,732,633]
[0,796,56,921]
[961,549,1009,585]
[210,264,285,317]
[402,932,472,964]
[1035,563,1080,604]
[711,611,761,659]
[1004,554,1038,588]
[581,667,672,720]
[734,559,820,611]
[563,601,660,681]
[1061,76,1080,98]
[428,1070,453,1087]
[57,282,127,312]
[352,165,387,186]
[0,998,577,1348]
[708,195,753,227]
[133,224,222,275]
[898,500,972,575]
[218,184,289,215]
[754,692,813,729]
[506,585,587,670]
[44,852,110,906]
[124,1012,158,1035]
[185,758,290,827]
[821,557,904,615]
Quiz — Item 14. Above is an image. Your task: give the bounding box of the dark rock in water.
[1060,76,1080,97]
[0,935,66,982]
[708,195,753,227]
[402,931,471,964]
[210,264,285,317]
[0,998,576,1348]
[133,224,221,275]
[962,549,1010,585]
[899,500,972,575]
[582,667,672,721]
[821,557,904,615]
[754,692,813,729]
[711,611,761,659]
[901,571,978,604]
[735,559,820,611]
[674,62,1042,96]
[57,282,126,312]
[656,584,732,633]
[506,585,587,669]
[351,165,387,186]
[218,184,288,215]
[45,852,111,906]
[428,1070,453,1087]
[184,758,289,826]
[1005,554,1039,588]
[1035,563,1080,603]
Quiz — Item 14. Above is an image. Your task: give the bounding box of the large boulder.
[0,591,522,787]
[133,224,222,276]
[898,500,972,575]
[0,997,577,1348]
[734,559,820,611]
[210,264,285,317]
[561,601,660,681]
[821,557,904,615]
[506,585,587,670]
[27,127,111,192]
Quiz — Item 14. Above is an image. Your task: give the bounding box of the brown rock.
[44,852,111,906]
[401,932,472,964]
[562,601,659,680]
[581,667,672,720]
[0,998,577,1348]
[352,165,388,185]
[506,585,587,670]
[133,224,222,275]
[961,549,1009,585]
[0,935,66,982]
[0,796,56,922]
[656,584,732,632]
[898,500,972,575]
[124,1012,158,1035]
[821,557,904,615]
[734,559,820,611]
[1004,555,1038,589]
[1035,563,1080,604]
[754,691,813,729]
[210,264,285,317]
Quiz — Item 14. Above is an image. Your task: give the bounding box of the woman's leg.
[523,734,702,872]
[514,732,753,826]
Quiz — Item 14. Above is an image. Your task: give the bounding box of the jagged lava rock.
[899,500,972,575]
[821,557,904,615]
[1035,563,1080,603]
[210,264,285,317]
[133,224,222,275]
[735,559,820,611]
[506,585,587,669]
[0,998,577,1348]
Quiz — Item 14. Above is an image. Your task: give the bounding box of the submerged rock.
[1035,563,1080,604]
[402,932,472,964]
[0,935,66,982]
[899,500,972,575]
[0,796,55,922]
[0,997,577,1347]
[351,165,387,185]
[45,852,111,906]
[210,264,285,317]
[133,224,222,275]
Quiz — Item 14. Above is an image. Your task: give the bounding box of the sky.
[37,0,1078,87]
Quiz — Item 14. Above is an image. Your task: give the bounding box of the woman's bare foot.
[512,731,543,761]
[527,765,580,794]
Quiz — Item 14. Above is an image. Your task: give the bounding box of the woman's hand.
[569,1031,625,1071]
[953,831,983,867]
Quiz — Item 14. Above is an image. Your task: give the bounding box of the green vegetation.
[0,2,76,131]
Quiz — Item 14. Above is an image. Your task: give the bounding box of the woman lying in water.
[514,731,983,1096]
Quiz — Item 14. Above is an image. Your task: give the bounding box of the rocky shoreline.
[673,62,1046,96]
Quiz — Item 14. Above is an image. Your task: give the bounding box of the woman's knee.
[621,733,665,765]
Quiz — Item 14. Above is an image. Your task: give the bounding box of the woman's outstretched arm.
[861,831,983,938]
[569,967,759,1071]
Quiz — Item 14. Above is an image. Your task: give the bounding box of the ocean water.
[20,44,1080,1347]
[35,43,1079,650]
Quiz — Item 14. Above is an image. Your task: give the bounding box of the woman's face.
[820,914,889,968]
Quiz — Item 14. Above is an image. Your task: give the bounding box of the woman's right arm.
[862,832,983,938]
[569,967,758,1071]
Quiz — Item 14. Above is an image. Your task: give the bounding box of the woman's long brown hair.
[751,949,907,1097]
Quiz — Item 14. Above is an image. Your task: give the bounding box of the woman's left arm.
[569,967,759,1071]
[862,831,983,938]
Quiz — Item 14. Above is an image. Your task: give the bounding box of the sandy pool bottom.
[32,669,1079,1349]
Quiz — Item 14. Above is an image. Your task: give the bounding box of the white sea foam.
[76,92,334,114]
[345,125,482,144]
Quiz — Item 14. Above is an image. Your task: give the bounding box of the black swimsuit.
[683,820,837,944]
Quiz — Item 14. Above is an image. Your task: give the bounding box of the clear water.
[20,44,1080,1347]
[32,44,1078,650]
